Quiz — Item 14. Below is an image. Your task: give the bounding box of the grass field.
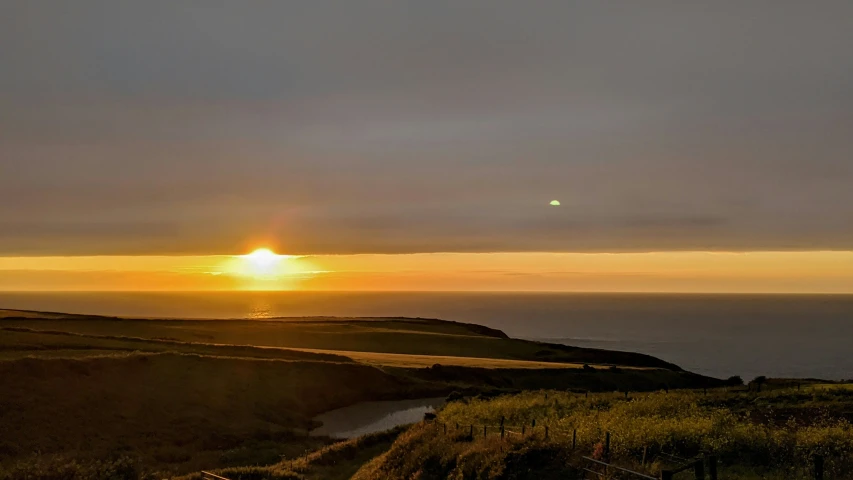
[0,310,716,478]
[0,309,681,370]
[0,326,615,370]
[285,347,618,369]
[353,386,853,480]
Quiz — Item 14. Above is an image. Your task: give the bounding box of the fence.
[427,418,832,480]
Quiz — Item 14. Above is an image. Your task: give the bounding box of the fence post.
[470,424,474,438]
[545,426,549,439]
[501,424,505,440]
[572,429,577,450]
[693,459,705,480]
[661,470,674,480]
[585,391,589,398]
[455,422,459,431]
[484,425,487,439]
[814,454,824,480]
[708,455,717,480]
[522,426,526,435]
[605,432,611,461]
[625,391,629,399]
[443,423,447,434]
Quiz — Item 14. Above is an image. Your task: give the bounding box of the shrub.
[446,391,465,403]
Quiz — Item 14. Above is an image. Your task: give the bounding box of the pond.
[310,397,445,439]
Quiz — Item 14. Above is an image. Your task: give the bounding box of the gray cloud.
[1,1,852,255]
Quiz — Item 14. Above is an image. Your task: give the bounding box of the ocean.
[1,291,851,381]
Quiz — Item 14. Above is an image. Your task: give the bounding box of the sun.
[241,248,283,276]
[222,248,316,287]
[246,248,279,268]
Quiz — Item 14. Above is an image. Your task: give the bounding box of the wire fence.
[426,418,835,480]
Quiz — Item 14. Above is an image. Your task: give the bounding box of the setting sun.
[245,248,279,268]
[241,248,283,276]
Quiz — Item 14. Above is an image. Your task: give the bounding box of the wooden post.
[572,429,577,449]
[501,424,505,440]
[483,425,487,438]
[455,422,459,431]
[532,419,536,428]
[585,391,589,398]
[522,425,526,435]
[443,423,447,434]
[545,426,549,439]
[642,446,647,466]
[814,454,824,480]
[625,391,629,399]
[708,455,718,480]
[470,424,474,438]
[693,459,705,480]
[661,470,674,480]
[605,432,611,460]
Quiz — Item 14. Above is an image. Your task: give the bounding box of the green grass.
[0,327,354,362]
[0,352,441,476]
[353,387,853,479]
[0,310,718,478]
[0,311,681,370]
[176,426,408,480]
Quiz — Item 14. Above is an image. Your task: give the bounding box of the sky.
[1,2,852,292]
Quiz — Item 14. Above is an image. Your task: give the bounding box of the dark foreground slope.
[0,352,434,476]
[0,311,716,476]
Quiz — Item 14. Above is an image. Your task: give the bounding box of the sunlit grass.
[434,389,853,478]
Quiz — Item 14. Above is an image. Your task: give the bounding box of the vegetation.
[176,427,408,480]
[0,352,434,476]
[0,310,717,477]
[355,386,853,479]
[0,310,681,370]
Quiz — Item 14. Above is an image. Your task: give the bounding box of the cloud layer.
[2,1,852,255]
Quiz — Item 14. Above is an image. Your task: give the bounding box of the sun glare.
[212,247,322,290]
[240,248,284,277]
[246,248,279,267]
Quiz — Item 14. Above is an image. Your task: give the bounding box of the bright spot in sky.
[243,248,282,275]
[550,200,561,206]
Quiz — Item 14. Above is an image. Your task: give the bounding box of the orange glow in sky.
[1,251,852,293]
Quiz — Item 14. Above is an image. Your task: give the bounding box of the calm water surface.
[1,291,851,380]
[310,397,445,439]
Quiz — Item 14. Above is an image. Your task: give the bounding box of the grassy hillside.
[173,427,408,480]
[0,310,680,370]
[0,327,353,362]
[355,386,853,480]
[0,352,439,476]
[0,310,716,477]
